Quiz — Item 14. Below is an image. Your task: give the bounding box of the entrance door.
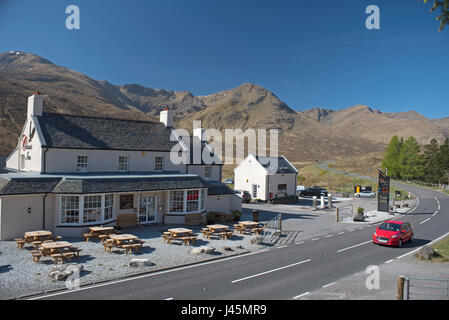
[138,196,157,224]
[252,184,258,199]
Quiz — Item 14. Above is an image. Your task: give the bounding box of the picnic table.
[162,228,198,245]
[82,226,119,242]
[36,241,77,264]
[236,221,264,235]
[202,225,233,240]
[105,234,144,254]
[15,230,59,250]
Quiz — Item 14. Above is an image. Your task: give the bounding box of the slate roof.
[0,174,208,195]
[52,175,208,194]
[0,177,61,195]
[36,112,178,152]
[207,181,235,196]
[255,156,298,174]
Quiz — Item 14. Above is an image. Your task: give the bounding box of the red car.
[372,220,414,247]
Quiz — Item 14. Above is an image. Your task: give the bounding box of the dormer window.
[155,156,164,172]
[118,156,129,172]
[76,155,88,172]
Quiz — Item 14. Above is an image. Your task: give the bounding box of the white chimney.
[27,91,43,118]
[160,107,173,127]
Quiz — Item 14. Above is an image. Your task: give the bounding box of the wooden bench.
[177,236,198,246]
[122,244,134,254]
[62,252,75,262]
[98,234,109,243]
[51,254,64,264]
[69,247,83,257]
[82,233,95,242]
[103,242,115,253]
[220,231,233,240]
[30,250,43,263]
[14,238,26,249]
[253,227,264,235]
[32,241,43,250]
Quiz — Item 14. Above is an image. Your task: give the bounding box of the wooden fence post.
[397,276,405,300]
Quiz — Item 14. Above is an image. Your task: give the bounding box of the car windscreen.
[378,223,401,232]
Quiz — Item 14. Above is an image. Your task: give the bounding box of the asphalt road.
[30,171,449,300]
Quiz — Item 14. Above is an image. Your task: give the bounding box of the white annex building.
[234,154,298,201]
[0,92,241,240]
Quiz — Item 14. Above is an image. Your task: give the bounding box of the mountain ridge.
[0,51,447,162]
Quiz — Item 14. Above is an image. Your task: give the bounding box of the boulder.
[191,247,205,255]
[417,246,434,260]
[202,246,216,254]
[128,258,152,267]
[222,246,233,252]
[250,236,263,245]
[49,264,83,281]
[353,213,365,222]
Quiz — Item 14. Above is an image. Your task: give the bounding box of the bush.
[357,207,365,215]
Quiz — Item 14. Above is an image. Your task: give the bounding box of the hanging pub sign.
[378,170,390,212]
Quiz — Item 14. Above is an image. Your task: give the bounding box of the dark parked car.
[235,190,251,203]
[299,186,328,198]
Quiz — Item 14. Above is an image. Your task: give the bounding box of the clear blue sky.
[0,0,448,118]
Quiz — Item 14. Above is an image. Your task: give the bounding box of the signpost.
[378,169,390,212]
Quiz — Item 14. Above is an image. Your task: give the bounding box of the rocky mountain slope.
[1,51,447,162]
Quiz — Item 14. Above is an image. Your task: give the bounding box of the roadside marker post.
[397,276,405,300]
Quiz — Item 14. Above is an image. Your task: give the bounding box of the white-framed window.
[205,165,212,178]
[104,194,114,220]
[118,156,129,172]
[83,195,102,223]
[186,190,200,212]
[169,190,184,213]
[168,189,206,214]
[155,156,164,171]
[59,194,115,226]
[77,155,88,172]
[61,196,80,224]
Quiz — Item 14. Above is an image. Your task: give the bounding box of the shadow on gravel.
[0,264,13,273]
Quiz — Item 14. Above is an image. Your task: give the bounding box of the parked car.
[224,178,234,184]
[234,190,251,203]
[299,186,328,198]
[355,190,376,198]
[372,221,414,247]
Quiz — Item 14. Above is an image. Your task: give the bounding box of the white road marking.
[395,231,449,260]
[231,259,311,284]
[277,245,288,249]
[420,218,431,225]
[337,240,372,253]
[325,235,334,238]
[337,232,345,235]
[293,292,310,299]
[322,282,337,288]
[28,248,271,300]
[165,297,174,300]
[385,259,394,264]
[295,241,305,245]
[311,238,320,241]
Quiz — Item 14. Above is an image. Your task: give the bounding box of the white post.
[320,196,325,208]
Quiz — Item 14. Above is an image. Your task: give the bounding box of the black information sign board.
[378,170,390,212]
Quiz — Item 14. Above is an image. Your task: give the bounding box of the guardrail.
[397,276,449,300]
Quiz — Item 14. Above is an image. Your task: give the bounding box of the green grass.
[431,237,449,262]
[299,164,409,196]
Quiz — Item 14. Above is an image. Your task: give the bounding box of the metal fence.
[404,277,449,300]
[336,205,353,222]
[261,213,282,243]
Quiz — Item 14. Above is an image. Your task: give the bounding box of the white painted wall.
[206,194,242,214]
[234,155,268,200]
[0,194,46,240]
[44,149,187,173]
[187,165,221,182]
[266,174,297,199]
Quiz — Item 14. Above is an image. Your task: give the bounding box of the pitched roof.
[0,174,208,195]
[36,112,178,152]
[255,155,298,174]
[207,181,235,196]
